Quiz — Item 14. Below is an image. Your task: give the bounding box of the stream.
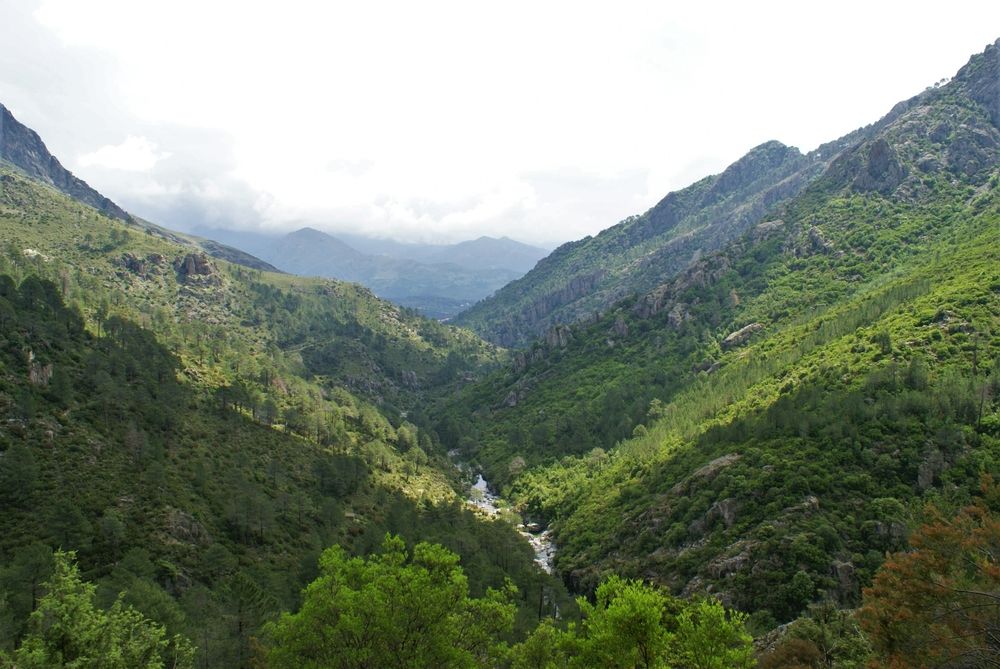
[468,473,556,574]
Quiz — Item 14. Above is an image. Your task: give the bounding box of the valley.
[0,28,998,669]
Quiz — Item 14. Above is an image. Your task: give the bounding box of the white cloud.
[77,135,168,172]
[2,1,999,245]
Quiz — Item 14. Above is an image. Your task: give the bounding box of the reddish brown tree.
[859,477,1000,668]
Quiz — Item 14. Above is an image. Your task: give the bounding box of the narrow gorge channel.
[467,473,556,575]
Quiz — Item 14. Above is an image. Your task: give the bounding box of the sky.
[0,1,998,246]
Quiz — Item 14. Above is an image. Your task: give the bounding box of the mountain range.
[452,48,999,345]
[0,36,999,669]
[197,226,548,318]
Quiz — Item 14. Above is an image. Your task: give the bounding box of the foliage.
[6,551,193,669]
[674,598,754,669]
[859,477,1000,667]
[0,169,556,667]
[507,577,754,669]
[264,535,515,669]
[570,576,676,668]
[436,130,1000,624]
[759,602,871,668]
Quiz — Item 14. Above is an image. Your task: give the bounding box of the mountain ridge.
[452,131,867,346]
[0,102,129,220]
[198,225,545,318]
[433,36,1000,626]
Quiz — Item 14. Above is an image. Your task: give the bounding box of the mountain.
[2,35,1000,669]
[453,137,873,346]
[0,102,129,220]
[339,233,549,274]
[434,38,1000,625]
[198,226,540,318]
[0,115,573,665]
[0,103,282,274]
[455,35,1000,349]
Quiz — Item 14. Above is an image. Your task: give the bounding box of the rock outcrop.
[853,138,906,194]
[174,253,219,283]
[721,323,764,349]
[545,324,573,348]
[27,350,53,386]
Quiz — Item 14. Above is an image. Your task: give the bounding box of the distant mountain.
[338,233,549,274]
[198,227,546,318]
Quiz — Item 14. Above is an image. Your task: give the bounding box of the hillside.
[434,38,1000,626]
[198,227,545,319]
[0,103,282,275]
[454,136,885,346]
[0,159,573,665]
[1,102,128,220]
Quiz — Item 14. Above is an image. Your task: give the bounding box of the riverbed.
[468,473,556,574]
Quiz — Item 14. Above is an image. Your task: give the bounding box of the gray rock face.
[27,350,53,386]
[945,123,1000,177]
[174,253,219,284]
[953,37,1000,128]
[545,324,573,348]
[853,138,906,193]
[0,103,129,220]
[610,316,629,338]
[918,447,946,490]
[721,323,764,349]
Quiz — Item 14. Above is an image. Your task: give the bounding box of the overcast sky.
[1,1,998,245]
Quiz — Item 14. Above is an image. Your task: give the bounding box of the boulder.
[721,323,764,349]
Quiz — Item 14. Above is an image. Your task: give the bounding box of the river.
[468,473,556,574]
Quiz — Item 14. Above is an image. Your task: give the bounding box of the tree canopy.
[264,535,515,669]
[2,551,192,669]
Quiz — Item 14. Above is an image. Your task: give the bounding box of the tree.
[859,477,1000,668]
[508,618,569,669]
[220,571,276,669]
[11,551,193,668]
[571,576,675,669]
[264,535,515,669]
[0,443,38,507]
[510,579,754,669]
[674,598,755,669]
[759,601,870,668]
[0,544,53,649]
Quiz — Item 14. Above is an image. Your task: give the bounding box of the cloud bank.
[2,0,999,245]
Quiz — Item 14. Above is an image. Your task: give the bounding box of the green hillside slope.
[435,38,1000,626]
[0,166,571,666]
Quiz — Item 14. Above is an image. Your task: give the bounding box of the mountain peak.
[0,103,129,220]
[951,37,1000,127]
[710,140,802,197]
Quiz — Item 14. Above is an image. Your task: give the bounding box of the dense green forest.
[431,36,1000,661]
[0,170,571,667]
